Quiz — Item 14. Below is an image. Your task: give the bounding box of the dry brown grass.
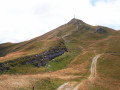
[95,77,120,90]
[53,51,94,77]
[0,74,31,90]
[0,51,27,62]
[0,51,91,90]
[53,67,87,76]
[77,80,89,90]
[77,76,120,90]
[0,71,81,90]
[76,53,120,90]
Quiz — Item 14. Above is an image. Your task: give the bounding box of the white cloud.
[0,0,120,44]
[87,0,120,27]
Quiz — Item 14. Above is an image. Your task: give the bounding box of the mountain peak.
[68,18,84,24]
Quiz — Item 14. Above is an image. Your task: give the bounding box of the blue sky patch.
[90,0,108,6]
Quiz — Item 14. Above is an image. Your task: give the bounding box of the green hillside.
[0,18,120,90]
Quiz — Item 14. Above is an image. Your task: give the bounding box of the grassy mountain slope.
[0,18,120,90]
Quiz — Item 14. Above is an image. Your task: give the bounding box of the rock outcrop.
[0,46,68,74]
[95,28,107,33]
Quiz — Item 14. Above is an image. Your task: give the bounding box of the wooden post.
[33,86,34,90]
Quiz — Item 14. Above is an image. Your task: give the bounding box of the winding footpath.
[88,54,101,79]
[57,54,101,90]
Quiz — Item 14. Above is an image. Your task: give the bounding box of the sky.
[0,0,120,44]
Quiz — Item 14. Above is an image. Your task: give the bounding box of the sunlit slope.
[0,18,117,57]
[89,36,120,53]
[0,18,120,89]
[0,18,81,58]
[79,36,120,90]
[0,18,119,73]
[84,53,120,90]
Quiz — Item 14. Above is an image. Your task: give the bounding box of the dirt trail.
[88,54,101,79]
[57,54,101,90]
[57,82,78,90]
[73,54,101,90]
